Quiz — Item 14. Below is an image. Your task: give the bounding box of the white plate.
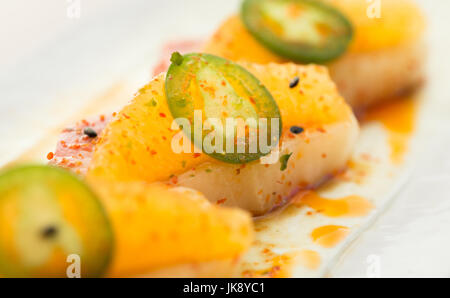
[1,0,450,277]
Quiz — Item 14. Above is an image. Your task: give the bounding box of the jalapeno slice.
[166,53,282,164]
[0,165,113,277]
[241,0,353,63]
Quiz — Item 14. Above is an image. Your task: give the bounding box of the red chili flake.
[46,152,54,160]
[249,97,256,105]
[60,140,67,148]
[150,150,157,155]
[81,145,93,152]
[221,80,226,86]
[217,198,227,205]
[159,113,166,118]
[81,119,89,126]
[193,153,201,158]
[69,144,81,150]
[242,270,253,278]
[269,266,281,277]
[162,136,167,140]
[322,153,327,158]
[123,113,131,119]
[170,175,178,184]
[100,115,105,122]
[112,112,117,117]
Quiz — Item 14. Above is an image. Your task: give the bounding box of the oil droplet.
[311,225,350,248]
[298,250,321,270]
[362,96,417,163]
[294,191,374,217]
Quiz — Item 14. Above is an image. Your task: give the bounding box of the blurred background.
[1,0,450,277]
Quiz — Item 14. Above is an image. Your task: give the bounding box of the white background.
[1,0,450,277]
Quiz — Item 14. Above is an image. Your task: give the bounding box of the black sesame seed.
[83,127,98,138]
[290,126,304,134]
[289,76,300,88]
[41,226,58,239]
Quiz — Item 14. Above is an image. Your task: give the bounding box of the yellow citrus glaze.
[363,95,417,163]
[35,247,68,278]
[204,0,425,61]
[95,182,253,277]
[87,73,211,183]
[0,195,19,267]
[88,62,352,183]
[323,0,426,52]
[243,62,352,127]
[205,15,285,64]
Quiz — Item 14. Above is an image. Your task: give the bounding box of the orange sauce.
[241,251,297,278]
[298,250,321,270]
[293,191,374,217]
[337,159,373,184]
[362,96,418,164]
[311,225,350,248]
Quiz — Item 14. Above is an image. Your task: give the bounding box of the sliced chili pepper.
[165,52,282,164]
[241,0,353,63]
[0,165,113,277]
